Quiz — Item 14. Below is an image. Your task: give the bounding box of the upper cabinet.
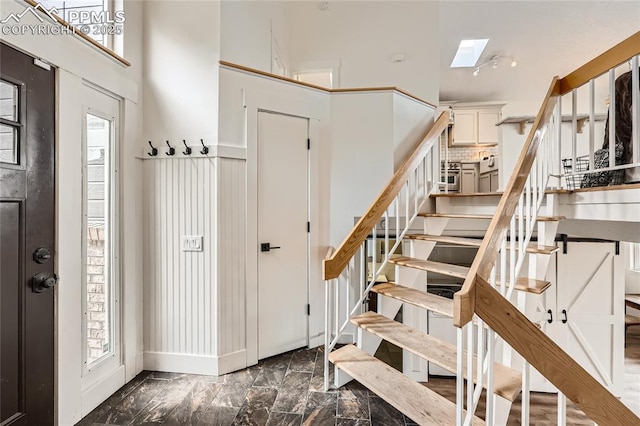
[448,104,503,147]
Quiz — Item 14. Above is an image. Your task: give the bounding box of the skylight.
[450,39,489,68]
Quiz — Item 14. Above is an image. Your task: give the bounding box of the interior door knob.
[260,243,281,252]
[33,272,58,293]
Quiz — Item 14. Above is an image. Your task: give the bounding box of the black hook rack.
[182,140,192,156]
[148,141,158,157]
[166,140,175,156]
[200,139,209,155]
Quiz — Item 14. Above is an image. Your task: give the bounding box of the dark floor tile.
[232,387,278,426]
[162,382,222,425]
[336,419,371,426]
[309,350,335,393]
[369,397,404,426]
[113,371,154,399]
[152,376,196,403]
[265,412,303,426]
[260,351,294,370]
[197,406,239,426]
[210,382,252,408]
[150,371,192,381]
[130,400,176,424]
[96,379,166,424]
[337,394,369,420]
[272,371,312,414]
[290,348,318,373]
[302,391,336,425]
[225,367,260,385]
[253,367,288,388]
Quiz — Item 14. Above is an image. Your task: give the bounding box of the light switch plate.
[182,236,203,252]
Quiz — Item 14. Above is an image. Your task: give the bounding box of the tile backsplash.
[441,145,498,162]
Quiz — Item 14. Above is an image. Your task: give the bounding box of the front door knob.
[33,247,52,264]
[33,272,58,293]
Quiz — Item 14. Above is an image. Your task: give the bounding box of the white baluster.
[589,78,596,170]
[633,56,639,165]
[457,326,464,425]
[522,361,530,426]
[572,89,578,172]
[609,69,617,169]
[558,391,567,426]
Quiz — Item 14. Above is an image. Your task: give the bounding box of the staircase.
[323,32,640,425]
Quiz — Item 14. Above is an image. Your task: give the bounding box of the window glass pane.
[0,124,18,164]
[0,80,18,122]
[85,113,111,366]
[39,0,111,47]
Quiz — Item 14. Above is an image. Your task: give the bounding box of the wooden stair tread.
[351,312,522,402]
[372,283,453,317]
[625,314,640,326]
[625,294,640,310]
[389,256,469,279]
[523,244,560,255]
[406,234,482,247]
[502,277,551,294]
[329,344,485,425]
[419,213,565,222]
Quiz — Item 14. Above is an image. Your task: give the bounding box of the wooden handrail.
[323,112,450,280]
[219,60,437,108]
[453,77,561,327]
[559,31,640,95]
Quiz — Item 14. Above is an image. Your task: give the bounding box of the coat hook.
[148,141,158,157]
[182,140,192,156]
[166,140,175,156]
[200,139,209,155]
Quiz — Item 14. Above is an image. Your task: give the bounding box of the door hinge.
[307,138,310,150]
[307,221,310,233]
[615,241,620,255]
[561,234,568,254]
[307,304,310,315]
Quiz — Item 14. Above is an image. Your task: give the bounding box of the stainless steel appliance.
[441,161,461,192]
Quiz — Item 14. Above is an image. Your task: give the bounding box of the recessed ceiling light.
[450,39,489,68]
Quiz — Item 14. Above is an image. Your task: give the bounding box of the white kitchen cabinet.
[529,241,624,396]
[460,163,478,194]
[479,171,499,192]
[450,106,502,146]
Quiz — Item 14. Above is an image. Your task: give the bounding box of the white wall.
[2,0,145,423]
[141,0,223,373]
[329,92,394,245]
[289,1,440,104]
[143,0,221,146]
[393,94,436,171]
[220,0,292,73]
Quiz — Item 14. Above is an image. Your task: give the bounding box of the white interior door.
[258,111,309,359]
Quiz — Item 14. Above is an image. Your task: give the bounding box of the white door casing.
[257,111,309,359]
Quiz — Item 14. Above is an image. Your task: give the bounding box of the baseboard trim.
[143,350,248,376]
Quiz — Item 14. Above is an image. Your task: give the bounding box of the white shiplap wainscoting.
[143,155,247,375]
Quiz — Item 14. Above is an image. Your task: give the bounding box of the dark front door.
[1,43,56,425]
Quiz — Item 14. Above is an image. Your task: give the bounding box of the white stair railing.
[323,113,449,391]
[559,54,640,190]
[456,109,558,425]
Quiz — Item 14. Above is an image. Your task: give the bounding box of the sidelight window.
[82,111,118,370]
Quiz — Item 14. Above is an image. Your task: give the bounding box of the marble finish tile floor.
[77,327,640,425]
